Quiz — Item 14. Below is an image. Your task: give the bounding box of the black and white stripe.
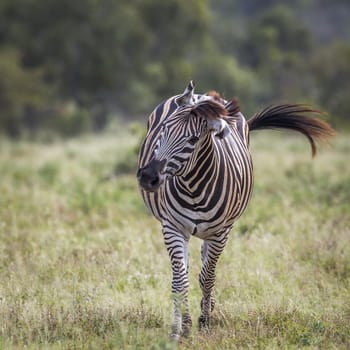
[136,81,334,340]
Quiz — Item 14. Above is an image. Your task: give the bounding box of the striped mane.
[192,92,240,121]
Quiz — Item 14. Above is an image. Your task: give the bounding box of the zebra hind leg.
[181,247,192,338]
[198,234,228,330]
[200,241,216,313]
[163,231,192,340]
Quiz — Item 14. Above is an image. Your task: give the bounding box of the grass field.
[0,126,349,349]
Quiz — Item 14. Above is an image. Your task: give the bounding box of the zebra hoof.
[169,332,180,342]
[198,315,210,331]
[181,326,191,338]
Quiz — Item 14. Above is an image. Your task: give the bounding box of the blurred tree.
[311,43,350,126]
[194,54,256,113]
[1,0,150,102]
[0,0,212,115]
[0,49,51,136]
[242,5,312,67]
[239,5,314,103]
[0,0,349,136]
[131,0,210,108]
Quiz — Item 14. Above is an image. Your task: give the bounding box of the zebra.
[136,81,334,340]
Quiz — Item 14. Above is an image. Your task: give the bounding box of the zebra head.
[137,82,231,192]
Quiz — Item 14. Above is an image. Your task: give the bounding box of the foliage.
[311,42,350,127]
[0,0,350,135]
[241,5,313,68]
[0,49,51,136]
[0,131,349,348]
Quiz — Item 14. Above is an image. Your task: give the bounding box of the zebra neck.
[176,135,222,198]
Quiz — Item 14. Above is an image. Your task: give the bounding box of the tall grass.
[0,129,349,349]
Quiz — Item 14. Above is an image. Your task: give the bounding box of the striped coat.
[137,81,334,340]
[138,92,253,239]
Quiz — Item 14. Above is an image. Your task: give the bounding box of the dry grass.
[0,128,349,349]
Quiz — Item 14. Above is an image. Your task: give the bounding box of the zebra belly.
[162,204,243,240]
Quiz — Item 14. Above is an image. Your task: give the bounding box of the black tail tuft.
[248,104,335,157]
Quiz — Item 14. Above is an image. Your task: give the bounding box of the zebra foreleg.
[198,234,228,330]
[163,231,192,340]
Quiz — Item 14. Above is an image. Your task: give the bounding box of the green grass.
[0,128,349,349]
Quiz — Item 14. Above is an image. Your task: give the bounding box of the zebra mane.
[191,99,227,120]
[225,98,240,117]
[207,90,224,102]
[206,91,241,117]
[191,93,240,121]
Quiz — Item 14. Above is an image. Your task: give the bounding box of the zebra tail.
[247,104,336,157]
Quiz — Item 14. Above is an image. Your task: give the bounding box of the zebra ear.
[191,99,229,138]
[207,118,230,139]
[176,80,195,106]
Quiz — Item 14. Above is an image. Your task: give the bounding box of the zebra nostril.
[150,175,159,187]
[137,159,166,191]
[138,169,161,191]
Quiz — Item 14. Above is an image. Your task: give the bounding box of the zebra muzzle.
[137,159,167,192]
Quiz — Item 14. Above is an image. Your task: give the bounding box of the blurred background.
[1,0,350,138]
[1,2,350,348]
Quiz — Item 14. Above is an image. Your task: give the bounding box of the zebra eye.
[188,136,199,145]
